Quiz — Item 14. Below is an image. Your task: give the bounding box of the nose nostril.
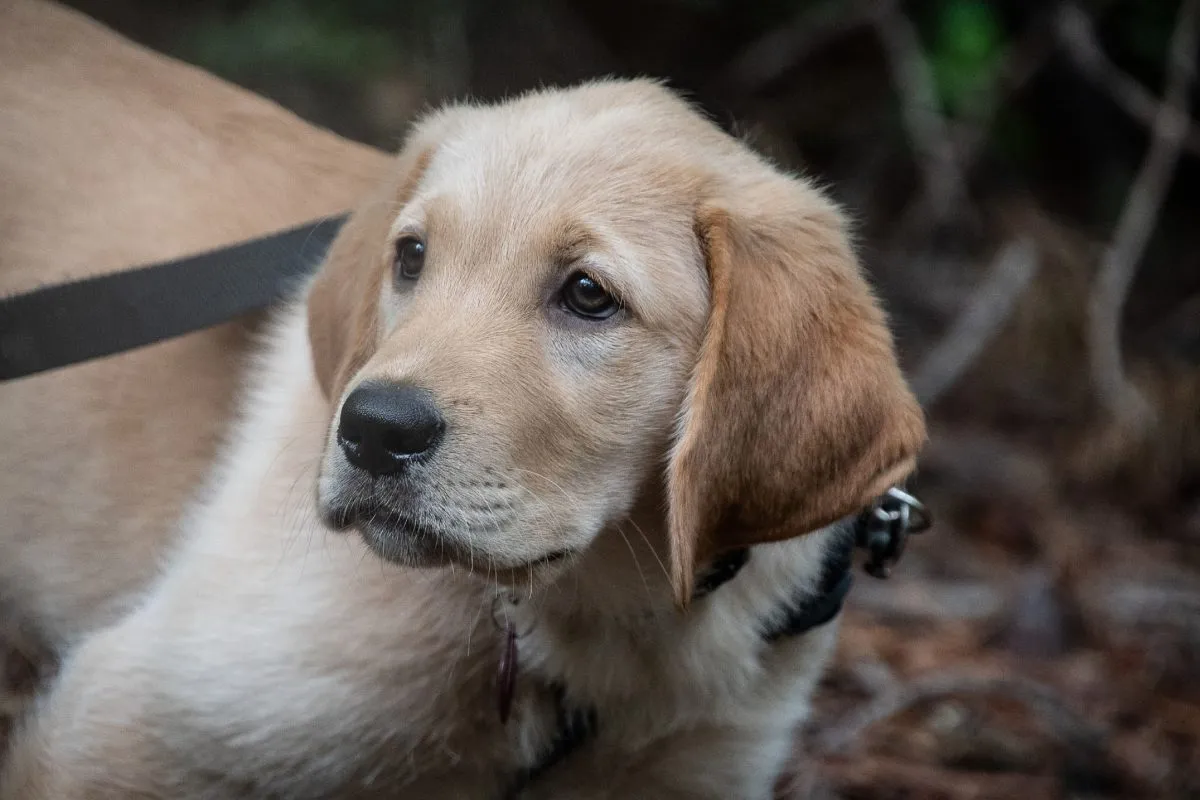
[379,425,440,459]
[337,382,445,476]
[379,431,409,458]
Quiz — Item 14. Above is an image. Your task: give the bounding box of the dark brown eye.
[560,271,619,319]
[394,237,425,280]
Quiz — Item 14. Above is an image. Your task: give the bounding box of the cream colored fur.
[0,2,924,797]
[4,305,841,799]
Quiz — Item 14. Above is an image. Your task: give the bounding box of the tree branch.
[812,670,1106,756]
[912,239,1040,406]
[1086,0,1198,424]
[871,1,968,222]
[719,0,878,94]
[1057,3,1200,159]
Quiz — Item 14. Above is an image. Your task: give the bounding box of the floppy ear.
[667,177,926,604]
[307,118,446,398]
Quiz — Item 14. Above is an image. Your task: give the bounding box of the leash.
[0,215,347,382]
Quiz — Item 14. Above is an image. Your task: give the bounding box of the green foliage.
[179,0,396,82]
[178,0,470,84]
[928,0,1004,119]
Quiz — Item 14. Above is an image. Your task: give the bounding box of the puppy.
[1,10,924,798]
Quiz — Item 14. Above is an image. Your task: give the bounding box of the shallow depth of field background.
[60,1,1200,797]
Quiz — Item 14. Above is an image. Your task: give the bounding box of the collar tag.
[855,487,932,579]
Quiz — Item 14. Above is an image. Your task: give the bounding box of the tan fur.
[1,3,925,797]
[0,0,389,649]
[669,200,925,602]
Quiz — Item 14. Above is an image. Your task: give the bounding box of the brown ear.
[307,118,446,398]
[667,178,926,604]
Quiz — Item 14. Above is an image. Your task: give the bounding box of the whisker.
[625,516,670,584]
[614,522,654,601]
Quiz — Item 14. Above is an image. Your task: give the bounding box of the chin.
[476,549,578,590]
[349,515,578,583]
[355,521,459,569]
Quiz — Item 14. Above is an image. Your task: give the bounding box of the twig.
[1080,574,1200,639]
[850,577,1007,623]
[872,1,967,222]
[719,0,878,93]
[847,657,901,697]
[820,756,1059,799]
[922,428,1055,502]
[812,671,1106,756]
[912,239,1040,406]
[1086,0,1198,425]
[1056,3,1200,159]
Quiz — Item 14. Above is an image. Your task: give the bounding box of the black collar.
[692,487,932,637]
[762,529,856,642]
[691,528,855,642]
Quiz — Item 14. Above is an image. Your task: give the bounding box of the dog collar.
[693,486,932,617]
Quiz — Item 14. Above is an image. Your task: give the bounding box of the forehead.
[430,100,698,203]
[397,93,713,325]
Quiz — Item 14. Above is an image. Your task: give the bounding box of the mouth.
[324,502,451,565]
[505,548,572,570]
[321,501,575,574]
[323,502,436,539]
[477,547,577,587]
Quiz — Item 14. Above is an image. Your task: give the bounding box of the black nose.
[337,382,445,476]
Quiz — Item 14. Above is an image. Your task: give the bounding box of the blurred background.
[59,0,1200,797]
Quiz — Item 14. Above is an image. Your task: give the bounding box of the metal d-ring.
[855,486,933,579]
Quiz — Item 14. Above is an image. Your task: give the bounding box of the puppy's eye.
[560,271,619,320]
[394,237,426,280]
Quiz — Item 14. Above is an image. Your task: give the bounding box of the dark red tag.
[498,620,517,724]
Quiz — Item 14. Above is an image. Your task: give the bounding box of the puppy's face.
[315,87,709,580]
[311,81,926,596]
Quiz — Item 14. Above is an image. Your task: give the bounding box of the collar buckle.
[855,487,932,579]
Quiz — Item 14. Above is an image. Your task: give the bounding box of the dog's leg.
[0,530,501,800]
[0,620,173,800]
[0,612,56,768]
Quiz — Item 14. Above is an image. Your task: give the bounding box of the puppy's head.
[310,80,925,598]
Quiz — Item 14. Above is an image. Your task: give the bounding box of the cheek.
[378,283,415,331]
[547,329,686,454]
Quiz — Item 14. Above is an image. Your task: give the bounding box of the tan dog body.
[5,309,841,798]
[0,0,386,648]
[0,2,924,797]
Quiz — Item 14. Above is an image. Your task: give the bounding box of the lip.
[347,506,443,541]
[322,502,442,542]
[485,547,577,583]
[324,502,575,573]
[507,548,573,570]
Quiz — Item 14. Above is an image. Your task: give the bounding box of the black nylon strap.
[0,214,347,382]
[762,531,854,642]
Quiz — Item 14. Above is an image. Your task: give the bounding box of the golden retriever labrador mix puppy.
[1,2,925,798]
